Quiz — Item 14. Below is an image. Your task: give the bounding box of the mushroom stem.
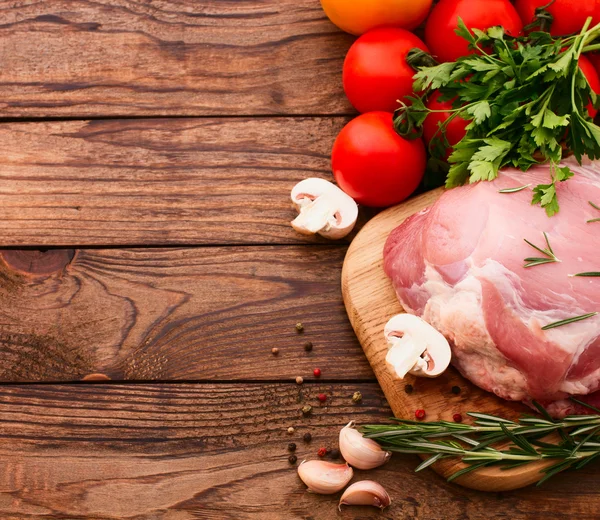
[291,197,337,235]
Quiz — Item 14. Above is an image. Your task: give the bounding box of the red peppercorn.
[318,393,327,403]
[313,368,321,377]
[453,413,463,423]
[415,409,426,420]
[317,447,327,457]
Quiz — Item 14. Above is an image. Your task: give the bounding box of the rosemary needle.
[523,232,560,268]
[570,272,600,277]
[498,184,531,194]
[590,201,600,211]
[541,312,598,330]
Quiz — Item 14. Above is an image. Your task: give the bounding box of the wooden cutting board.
[342,188,555,492]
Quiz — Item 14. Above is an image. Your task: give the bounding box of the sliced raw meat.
[383,158,600,415]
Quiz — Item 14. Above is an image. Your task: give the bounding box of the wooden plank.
[0,117,366,246]
[0,382,596,519]
[0,0,354,118]
[0,245,373,382]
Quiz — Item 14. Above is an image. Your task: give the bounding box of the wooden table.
[0,1,596,518]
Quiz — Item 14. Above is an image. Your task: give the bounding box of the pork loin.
[383,158,600,416]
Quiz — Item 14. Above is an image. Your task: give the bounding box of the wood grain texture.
[0,0,354,118]
[0,382,596,520]
[0,245,374,382]
[0,117,373,246]
[342,189,555,491]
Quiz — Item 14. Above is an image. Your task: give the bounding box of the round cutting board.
[342,188,554,491]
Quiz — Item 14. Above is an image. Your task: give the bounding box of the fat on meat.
[383,157,600,416]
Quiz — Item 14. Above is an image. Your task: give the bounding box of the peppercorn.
[288,455,297,464]
[329,448,341,459]
[301,405,313,416]
[318,393,327,403]
[287,427,295,435]
[325,447,332,455]
[352,391,362,403]
[303,432,312,443]
[295,376,304,385]
[313,368,321,377]
[404,384,414,394]
[288,443,297,452]
[453,413,463,423]
[295,322,304,333]
[317,447,327,457]
[415,409,426,420]
[451,385,461,395]
[271,347,279,355]
[304,341,313,352]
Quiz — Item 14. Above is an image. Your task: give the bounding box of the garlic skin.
[339,421,392,470]
[339,481,392,511]
[297,460,353,494]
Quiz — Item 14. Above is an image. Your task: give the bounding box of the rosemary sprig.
[362,401,600,485]
[541,312,598,330]
[498,184,531,194]
[524,232,560,268]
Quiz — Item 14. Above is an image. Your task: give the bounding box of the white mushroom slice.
[290,178,358,239]
[384,314,451,379]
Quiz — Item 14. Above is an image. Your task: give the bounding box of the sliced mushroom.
[290,178,358,239]
[384,314,451,379]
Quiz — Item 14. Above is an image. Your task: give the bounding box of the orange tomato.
[320,0,433,35]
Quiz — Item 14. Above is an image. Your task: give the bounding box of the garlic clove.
[297,460,353,495]
[339,421,392,470]
[339,480,391,511]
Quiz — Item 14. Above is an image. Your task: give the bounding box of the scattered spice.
[317,447,327,457]
[288,443,297,452]
[453,413,463,423]
[303,432,312,443]
[302,405,313,417]
[352,391,363,403]
[329,448,341,459]
[404,384,414,394]
[289,455,298,465]
[313,368,322,378]
[287,427,295,435]
[295,322,304,333]
[415,409,426,420]
[296,376,304,385]
[271,347,279,356]
[304,341,313,352]
[318,393,327,403]
[451,385,461,395]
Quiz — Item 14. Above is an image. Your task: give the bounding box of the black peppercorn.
[325,447,332,455]
[451,385,461,395]
[404,384,414,394]
[304,341,313,352]
[329,448,340,459]
[288,443,297,452]
[303,432,312,443]
[288,455,297,464]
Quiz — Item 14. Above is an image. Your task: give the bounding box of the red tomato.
[332,112,426,207]
[515,0,596,37]
[422,91,469,157]
[579,55,600,119]
[343,28,429,113]
[425,0,523,63]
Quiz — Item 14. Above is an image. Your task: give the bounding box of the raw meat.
[383,157,600,416]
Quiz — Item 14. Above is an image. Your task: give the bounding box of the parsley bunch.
[395,18,600,216]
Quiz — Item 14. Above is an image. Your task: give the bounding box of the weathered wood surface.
[0,0,354,118]
[0,117,368,246]
[0,383,596,520]
[0,245,373,382]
